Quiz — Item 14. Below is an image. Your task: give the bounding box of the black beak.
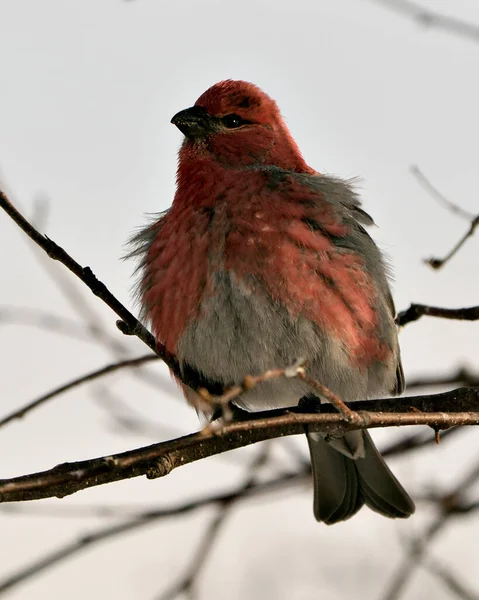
[171,105,217,139]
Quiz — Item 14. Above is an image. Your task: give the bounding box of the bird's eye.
[221,114,248,129]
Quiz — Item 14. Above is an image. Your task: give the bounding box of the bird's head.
[171,80,313,172]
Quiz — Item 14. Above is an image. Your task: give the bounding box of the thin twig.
[369,0,479,45]
[157,509,230,600]
[198,360,305,409]
[0,387,478,503]
[406,367,479,390]
[408,166,479,269]
[0,189,155,351]
[0,354,159,428]
[381,426,460,458]
[21,195,178,399]
[203,361,359,423]
[380,459,479,600]
[298,370,360,422]
[0,467,308,596]
[91,385,178,439]
[397,304,479,327]
[0,306,99,342]
[425,557,479,600]
[25,194,131,357]
[0,503,181,518]
[410,166,475,220]
[425,216,479,270]
[156,447,270,600]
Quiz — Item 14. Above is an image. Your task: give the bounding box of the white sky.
[0,1,478,599]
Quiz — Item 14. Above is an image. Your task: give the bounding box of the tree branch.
[156,447,270,600]
[410,165,475,221]
[369,0,479,45]
[0,388,478,503]
[408,165,479,269]
[380,459,479,600]
[406,366,479,390]
[0,190,161,359]
[425,557,479,600]
[425,215,479,270]
[0,354,159,428]
[397,304,479,327]
[0,467,308,595]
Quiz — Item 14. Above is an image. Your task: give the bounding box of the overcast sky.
[0,1,478,599]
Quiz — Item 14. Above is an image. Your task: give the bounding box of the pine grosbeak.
[131,80,415,524]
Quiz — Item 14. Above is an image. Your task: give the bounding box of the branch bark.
[0,387,478,503]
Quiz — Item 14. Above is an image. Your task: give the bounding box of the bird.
[129,79,415,524]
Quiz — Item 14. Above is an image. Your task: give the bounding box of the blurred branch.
[0,460,308,596]
[156,447,270,600]
[381,426,461,458]
[0,502,184,518]
[425,557,479,600]
[0,354,158,428]
[410,166,475,220]
[381,460,479,600]
[425,215,479,270]
[0,387,478,503]
[91,385,178,439]
[369,0,479,45]
[0,188,157,352]
[0,306,99,342]
[408,165,479,269]
[157,509,229,600]
[397,304,479,327]
[27,195,129,356]
[406,366,479,390]
[23,194,175,397]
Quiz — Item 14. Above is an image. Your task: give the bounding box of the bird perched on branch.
[130,79,415,524]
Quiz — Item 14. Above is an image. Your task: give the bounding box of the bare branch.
[0,387,478,503]
[0,306,100,342]
[91,385,178,440]
[410,166,475,220]
[381,426,461,458]
[369,0,479,45]
[0,467,308,595]
[26,193,131,357]
[380,459,479,600]
[156,447,270,600]
[407,367,479,390]
[0,503,178,518]
[0,188,156,351]
[0,354,158,428]
[157,509,230,600]
[407,165,479,269]
[425,215,479,270]
[397,304,479,327]
[425,557,479,600]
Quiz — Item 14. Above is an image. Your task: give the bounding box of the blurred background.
[0,0,478,598]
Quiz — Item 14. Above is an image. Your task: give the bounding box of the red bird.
[131,80,415,524]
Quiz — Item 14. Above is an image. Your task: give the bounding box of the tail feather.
[356,431,415,518]
[307,433,364,524]
[307,430,414,524]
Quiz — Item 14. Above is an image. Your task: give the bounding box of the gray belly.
[176,272,379,410]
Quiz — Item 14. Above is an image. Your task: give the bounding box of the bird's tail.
[307,430,415,524]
